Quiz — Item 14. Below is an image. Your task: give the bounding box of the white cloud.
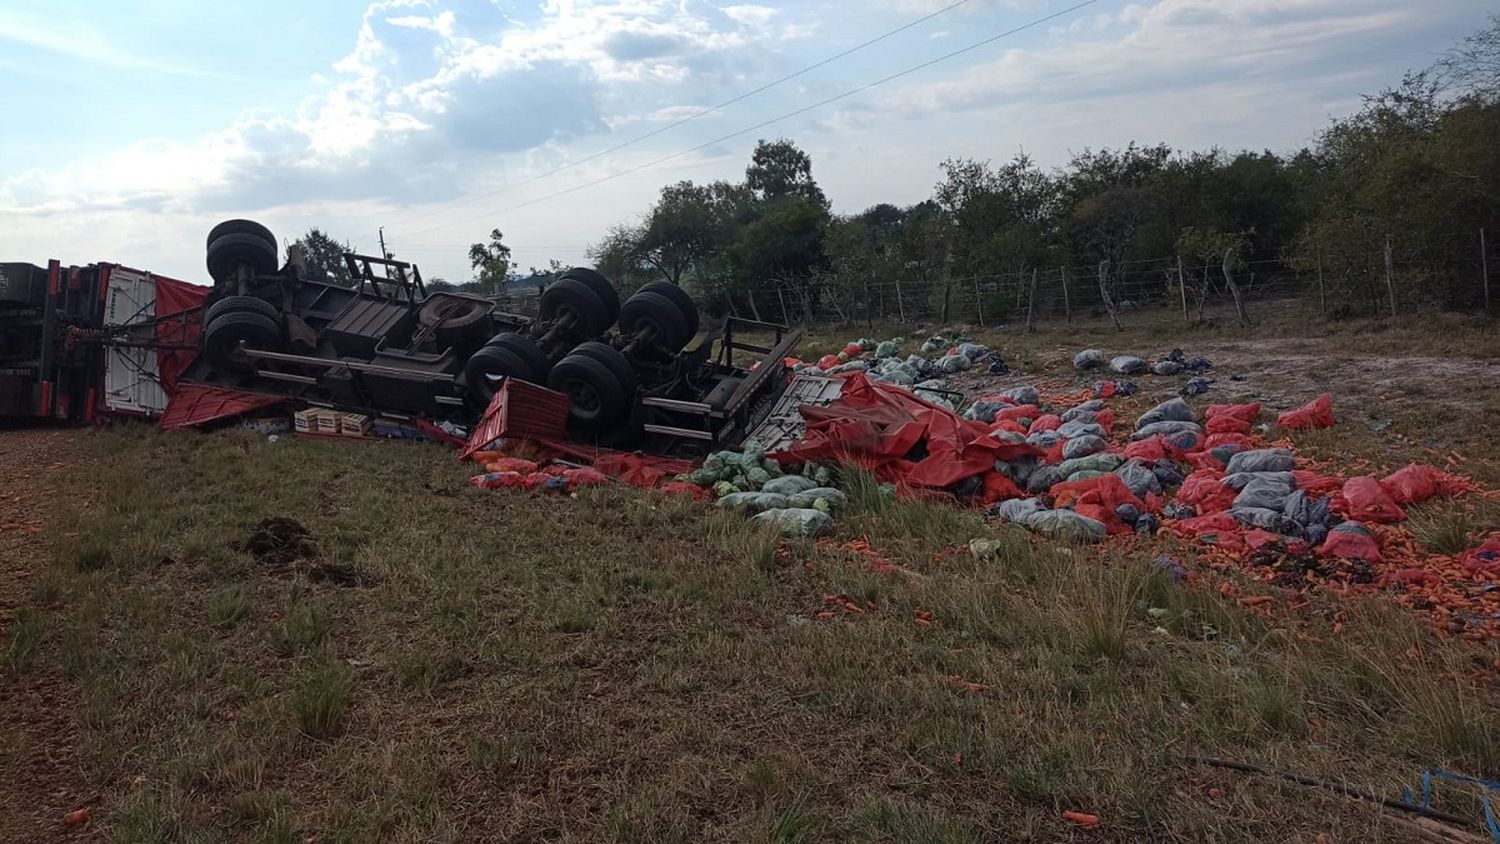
[0,0,789,216]
[0,7,210,76]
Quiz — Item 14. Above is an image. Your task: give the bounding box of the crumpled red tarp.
[775,373,1041,488]
[152,275,209,395]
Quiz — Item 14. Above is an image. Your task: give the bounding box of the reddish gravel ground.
[0,426,99,842]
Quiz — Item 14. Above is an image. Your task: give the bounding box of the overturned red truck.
[1,219,798,454]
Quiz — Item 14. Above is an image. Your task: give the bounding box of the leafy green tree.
[746,138,828,210]
[467,229,512,295]
[295,228,356,288]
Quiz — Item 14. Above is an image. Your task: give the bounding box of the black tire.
[484,332,550,380]
[463,345,533,409]
[619,290,691,352]
[207,232,279,282]
[205,295,280,325]
[560,268,620,326]
[206,219,275,250]
[538,277,609,337]
[638,280,699,338]
[202,309,282,373]
[548,351,633,430]
[418,295,488,330]
[568,341,637,397]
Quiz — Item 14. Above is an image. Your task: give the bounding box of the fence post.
[1024,268,1039,333]
[1177,255,1188,325]
[1317,246,1326,316]
[1383,236,1397,318]
[1483,227,1492,310]
[894,276,906,323]
[1060,267,1071,323]
[973,276,984,327]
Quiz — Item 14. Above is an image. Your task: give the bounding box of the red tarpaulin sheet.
[152,274,209,395]
[774,373,1041,488]
[159,384,282,429]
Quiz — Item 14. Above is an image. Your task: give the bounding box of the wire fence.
[485,229,1497,330]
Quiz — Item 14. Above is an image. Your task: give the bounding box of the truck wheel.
[206,219,276,250]
[619,290,691,352]
[207,232,279,283]
[484,332,550,380]
[568,341,637,397]
[560,268,620,326]
[419,295,490,347]
[548,350,633,430]
[539,277,609,337]
[203,310,282,373]
[463,345,535,410]
[205,295,280,325]
[638,280,698,338]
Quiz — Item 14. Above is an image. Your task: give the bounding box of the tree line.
[301,16,1498,324]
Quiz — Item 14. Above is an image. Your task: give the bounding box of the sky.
[0,0,1492,284]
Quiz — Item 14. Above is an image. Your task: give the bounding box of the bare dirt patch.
[0,427,98,842]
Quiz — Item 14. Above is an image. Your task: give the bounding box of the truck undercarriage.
[1,220,798,455]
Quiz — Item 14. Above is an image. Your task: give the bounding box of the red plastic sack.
[1379,463,1470,505]
[996,404,1039,422]
[842,343,863,358]
[1124,436,1168,462]
[1169,512,1247,552]
[562,468,610,489]
[1336,476,1406,523]
[1205,432,1252,450]
[1179,472,1236,513]
[817,354,841,370]
[469,471,528,490]
[982,472,1023,504]
[1044,440,1067,465]
[485,457,540,474]
[1185,451,1228,472]
[1459,533,1500,576]
[988,418,1027,435]
[1292,470,1342,496]
[1162,429,1204,459]
[1051,475,1143,535]
[1029,414,1062,433]
[1319,523,1382,562]
[658,481,712,501]
[1095,408,1117,432]
[1277,394,1334,430]
[1205,402,1260,435]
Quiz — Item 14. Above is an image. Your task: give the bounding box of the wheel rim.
[560,378,602,421]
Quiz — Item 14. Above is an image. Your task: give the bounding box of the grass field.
[5,306,1500,842]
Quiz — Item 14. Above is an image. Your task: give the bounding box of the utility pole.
[378,227,390,260]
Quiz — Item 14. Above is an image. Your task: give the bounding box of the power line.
[386,0,978,232]
[396,0,1100,241]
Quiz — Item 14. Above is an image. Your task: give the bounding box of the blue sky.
[1,0,1493,283]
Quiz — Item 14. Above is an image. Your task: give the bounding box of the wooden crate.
[293,408,324,434]
[339,413,372,437]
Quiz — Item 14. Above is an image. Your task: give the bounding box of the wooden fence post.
[1177,255,1188,324]
[1060,267,1071,323]
[1024,268,1039,333]
[1483,227,1492,310]
[1317,246,1326,316]
[1384,236,1397,318]
[973,276,985,327]
[894,276,906,323]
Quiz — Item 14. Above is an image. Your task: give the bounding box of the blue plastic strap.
[1406,769,1500,844]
